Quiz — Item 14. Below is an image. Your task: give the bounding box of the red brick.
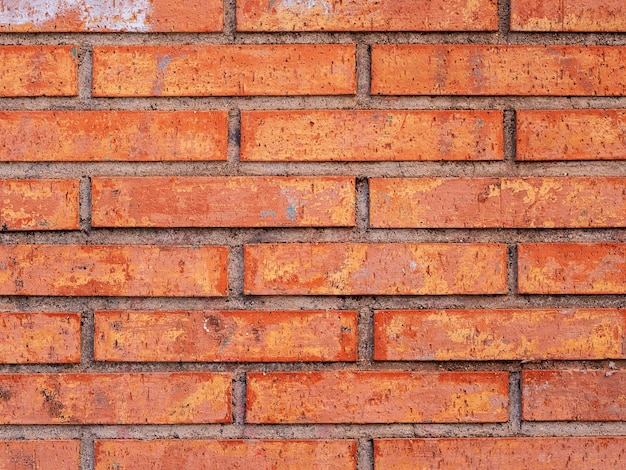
[0,46,77,97]
[0,441,79,470]
[518,243,626,294]
[244,243,507,295]
[374,309,624,361]
[247,371,508,423]
[372,45,626,96]
[517,110,626,161]
[511,0,626,32]
[375,437,626,469]
[94,310,357,362]
[0,373,231,424]
[523,370,626,421]
[0,313,81,364]
[92,177,355,227]
[370,177,626,228]
[0,0,223,32]
[241,110,503,162]
[237,0,497,32]
[92,45,356,97]
[95,439,356,470]
[0,111,227,162]
[0,245,228,297]
[0,179,79,230]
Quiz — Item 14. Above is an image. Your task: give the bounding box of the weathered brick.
[0,373,231,424]
[0,46,77,97]
[511,0,626,32]
[247,371,508,423]
[0,245,228,297]
[374,309,624,361]
[372,45,626,96]
[0,441,80,470]
[244,243,507,295]
[237,0,497,32]
[370,177,626,228]
[241,110,503,162]
[92,177,355,227]
[0,313,81,364]
[375,437,626,469]
[517,110,626,161]
[94,310,357,362]
[0,0,223,32]
[0,111,227,162]
[523,370,626,421]
[92,45,356,97]
[95,439,356,470]
[0,179,79,230]
[518,243,626,295]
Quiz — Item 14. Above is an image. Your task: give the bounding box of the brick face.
[0,441,80,470]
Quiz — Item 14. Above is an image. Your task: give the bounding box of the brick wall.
[1,1,625,468]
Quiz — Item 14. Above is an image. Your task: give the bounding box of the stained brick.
[247,371,508,423]
[523,370,626,421]
[0,373,231,424]
[0,313,81,364]
[244,243,507,295]
[518,243,626,294]
[92,177,355,227]
[375,438,626,469]
[0,441,80,470]
[0,111,227,162]
[517,110,626,161]
[95,439,356,470]
[0,179,79,230]
[237,0,497,32]
[372,45,626,96]
[94,310,357,362]
[0,46,77,97]
[92,45,356,97]
[0,245,228,297]
[241,110,503,162]
[374,309,624,361]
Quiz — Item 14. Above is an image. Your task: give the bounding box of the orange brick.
[241,110,503,162]
[0,373,231,424]
[244,243,507,295]
[0,179,79,230]
[523,370,626,421]
[95,439,356,470]
[0,245,228,297]
[511,0,626,32]
[0,0,222,32]
[518,243,626,294]
[0,441,79,470]
[374,309,624,361]
[0,313,81,364]
[237,0,497,32]
[92,45,356,97]
[0,46,77,97]
[94,310,357,362]
[0,111,227,162]
[92,177,355,227]
[375,437,626,469]
[371,177,626,228]
[247,371,508,423]
[517,110,626,161]
[372,45,626,96]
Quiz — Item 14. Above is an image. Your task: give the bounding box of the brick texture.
[0,373,231,424]
[92,45,356,97]
[241,110,503,161]
[0,111,227,162]
[95,439,357,470]
[94,310,357,362]
[0,441,80,470]
[92,176,355,227]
